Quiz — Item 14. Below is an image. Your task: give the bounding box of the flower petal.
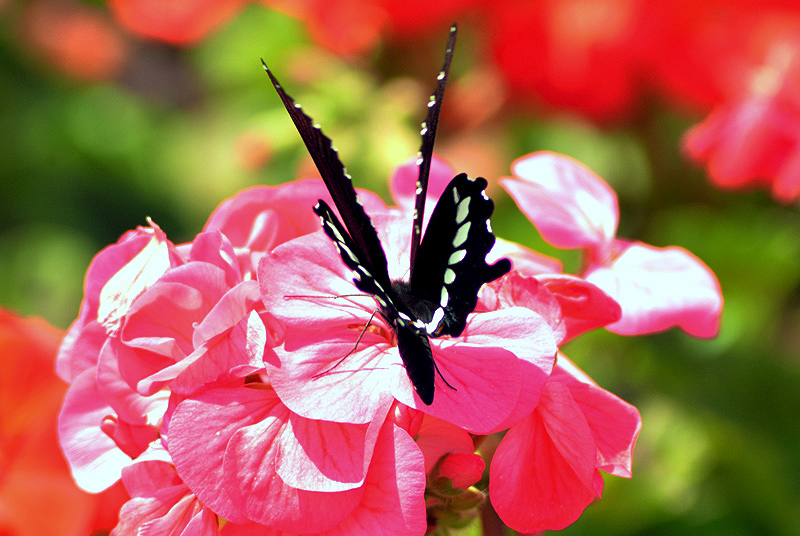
[503,152,618,254]
[58,368,135,493]
[490,380,599,532]
[585,241,723,337]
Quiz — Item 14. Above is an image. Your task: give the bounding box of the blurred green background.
[2,1,800,535]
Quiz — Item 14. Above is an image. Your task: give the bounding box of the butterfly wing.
[409,24,457,270]
[262,61,391,288]
[410,173,512,338]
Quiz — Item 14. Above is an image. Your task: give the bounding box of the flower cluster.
[57,153,721,534]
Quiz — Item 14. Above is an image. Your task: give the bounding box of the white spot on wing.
[427,308,445,334]
[440,287,449,307]
[452,221,471,248]
[444,268,456,284]
[449,249,467,265]
[456,198,470,224]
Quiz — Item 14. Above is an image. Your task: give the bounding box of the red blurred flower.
[490,0,649,122]
[19,0,128,82]
[108,0,246,44]
[0,308,124,536]
[684,33,800,203]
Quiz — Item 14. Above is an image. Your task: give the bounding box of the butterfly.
[262,24,511,405]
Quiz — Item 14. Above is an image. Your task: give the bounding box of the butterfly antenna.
[409,23,457,270]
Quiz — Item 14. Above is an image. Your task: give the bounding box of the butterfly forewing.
[410,24,457,270]
[264,25,511,406]
[410,173,512,338]
[262,61,391,288]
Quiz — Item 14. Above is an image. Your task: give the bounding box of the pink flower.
[58,226,269,493]
[204,178,388,278]
[684,36,800,203]
[502,151,723,337]
[167,389,426,534]
[112,461,220,536]
[490,356,641,532]
[258,218,557,433]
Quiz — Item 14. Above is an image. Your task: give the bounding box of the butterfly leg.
[312,308,379,379]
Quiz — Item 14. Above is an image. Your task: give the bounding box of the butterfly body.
[265,25,510,405]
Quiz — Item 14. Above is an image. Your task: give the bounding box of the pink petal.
[122,263,229,359]
[488,237,563,275]
[414,416,475,474]
[58,368,134,493]
[503,152,619,255]
[552,362,641,478]
[167,388,269,525]
[205,178,388,254]
[490,380,599,532]
[483,272,567,345]
[138,281,265,396]
[98,221,173,336]
[98,339,169,426]
[56,319,107,382]
[222,422,426,536]
[168,387,370,530]
[538,274,622,342]
[437,453,485,490]
[585,242,723,337]
[389,154,458,218]
[189,230,243,287]
[121,459,182,498]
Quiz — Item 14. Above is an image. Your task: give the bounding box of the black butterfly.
[262,24,510,405]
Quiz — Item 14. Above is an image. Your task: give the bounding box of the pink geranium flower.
[502,151,723,337]
[112,461,220,536]
[258,217,557,433]
[58,179,357,497]
[58,228,267,493]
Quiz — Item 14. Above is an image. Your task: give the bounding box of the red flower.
[0,309,124,536]
[109,0,246,44]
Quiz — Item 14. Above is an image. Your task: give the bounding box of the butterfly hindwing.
[410,173,512,338]
[314,200,392,301]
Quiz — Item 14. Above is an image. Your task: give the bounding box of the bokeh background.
[2,1,800,534]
